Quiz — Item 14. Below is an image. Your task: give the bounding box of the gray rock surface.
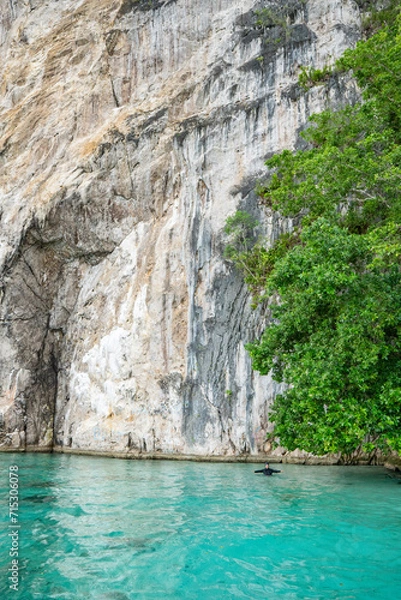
[0,0,360,456]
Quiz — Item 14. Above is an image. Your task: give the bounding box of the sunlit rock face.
[0,0,360,455]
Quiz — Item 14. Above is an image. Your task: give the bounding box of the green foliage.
[254,1,307,30]
[224,211,301,299]
[259,104,401,228]
[297,1,400,92]
[226,7,401,456]
[247,219,401,455]
[252,0,307,65]
[224,211,266,296]
[298,65,333,90]
[255,7,288,30]
[358,0,401,36]
[223,211,259,265]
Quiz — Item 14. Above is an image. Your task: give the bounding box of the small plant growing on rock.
[298,65,334,90]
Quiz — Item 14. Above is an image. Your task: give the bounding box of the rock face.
[0,0,360,455]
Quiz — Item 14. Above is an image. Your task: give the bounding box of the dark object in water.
[254,462,281,476]
[23,494,57,503]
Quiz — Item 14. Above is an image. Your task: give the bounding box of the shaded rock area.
[0,0,361,457]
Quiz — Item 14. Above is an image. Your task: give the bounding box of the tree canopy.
[225,5,401,456]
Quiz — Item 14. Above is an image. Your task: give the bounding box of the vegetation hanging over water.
[225,3,401,456]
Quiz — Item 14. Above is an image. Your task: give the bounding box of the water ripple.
[0,455,400,599]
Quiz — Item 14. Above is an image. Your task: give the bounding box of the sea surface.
[0,453,400,599]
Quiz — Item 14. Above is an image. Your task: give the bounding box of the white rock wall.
[0,0,360,455]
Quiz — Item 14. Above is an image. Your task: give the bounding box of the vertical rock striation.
[0,0,360,455]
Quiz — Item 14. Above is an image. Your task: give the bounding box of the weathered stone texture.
[0,0,360,455]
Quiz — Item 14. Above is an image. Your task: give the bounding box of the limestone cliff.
[0,0,361,456]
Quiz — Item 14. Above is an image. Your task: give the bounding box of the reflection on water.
[0,453,400,599]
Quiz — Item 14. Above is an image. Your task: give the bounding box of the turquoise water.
[0,454,400,599]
